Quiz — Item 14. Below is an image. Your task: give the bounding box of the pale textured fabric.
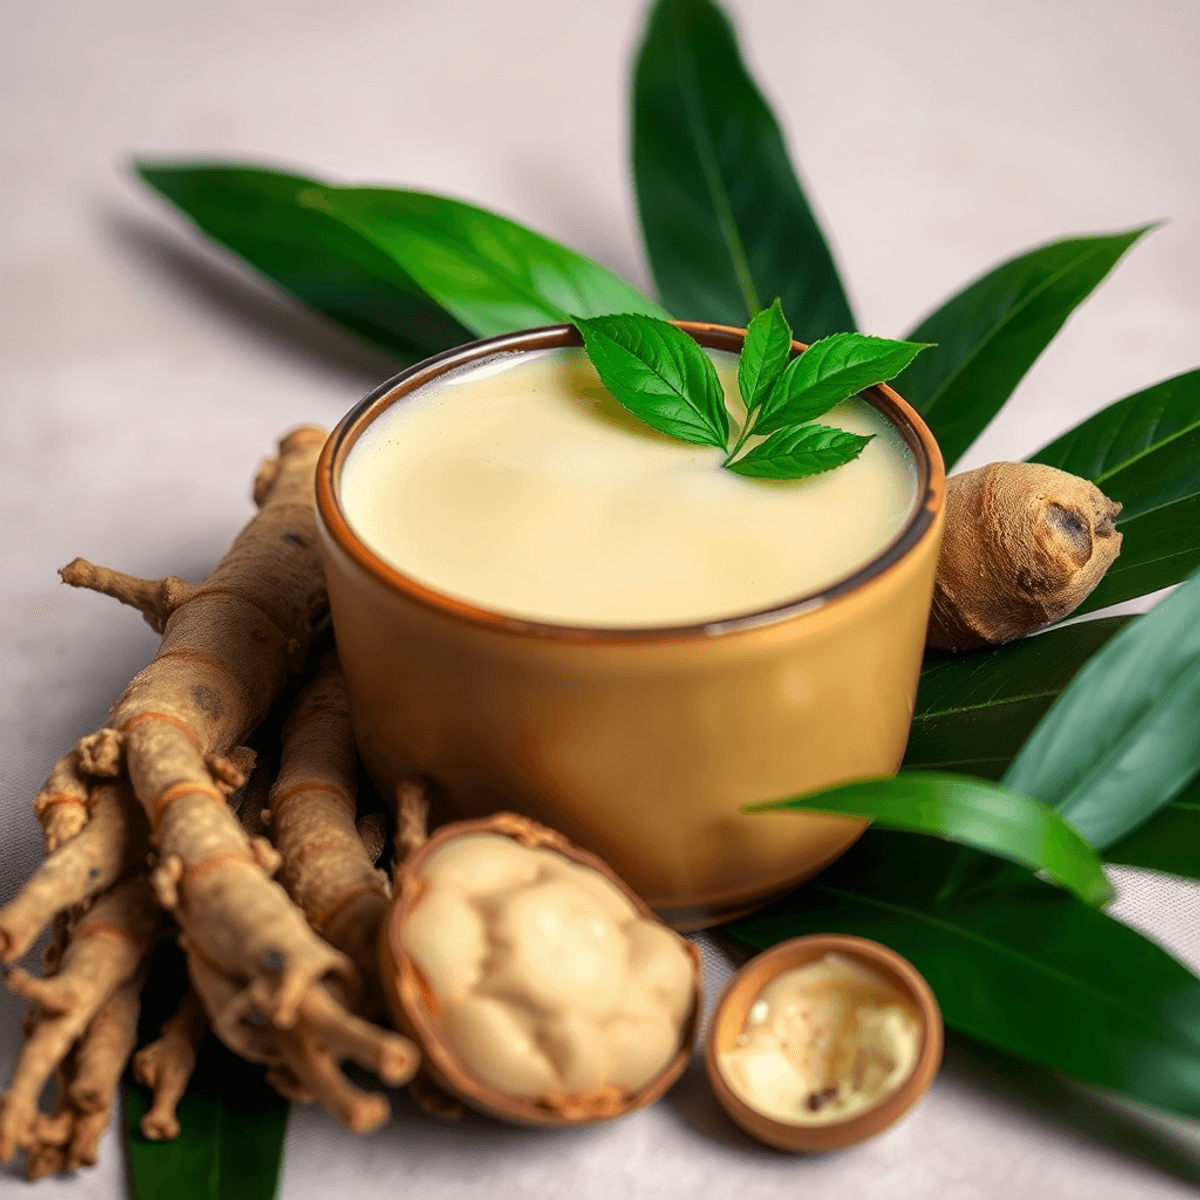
[2,0,1200,1195]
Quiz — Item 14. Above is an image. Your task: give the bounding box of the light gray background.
[2,0,1199,1195]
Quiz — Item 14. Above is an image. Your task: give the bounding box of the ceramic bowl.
[315,322,945,928]
[706,934,943,1151]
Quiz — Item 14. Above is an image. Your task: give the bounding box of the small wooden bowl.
[706,934,943,1152]
[378,811,704,1127]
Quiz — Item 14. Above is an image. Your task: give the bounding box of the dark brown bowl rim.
[704,933,944,1152]
[315,321,946,645]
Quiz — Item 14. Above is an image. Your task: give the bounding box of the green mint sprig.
[574,302,929,480]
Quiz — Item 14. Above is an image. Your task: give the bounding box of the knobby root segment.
[23,979,142,1179]
[0,873,159,1171]
[270,651,391,1014]
[928,462,1123,651]
[255,650,418,1128]
[32,751,93,853]
[58,559,197,636]
[132,990,207,1141]
[0,782,148,965]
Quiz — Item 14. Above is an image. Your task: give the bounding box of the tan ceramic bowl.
[706,935,944,1152]
[315,322,945,929]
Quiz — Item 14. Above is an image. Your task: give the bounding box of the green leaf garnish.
[726,422,872,479]
[573,309,926,483]
[737,299,793,415]
[754,333,929,436]
[573,313,730,448]
[749,772,1112,907]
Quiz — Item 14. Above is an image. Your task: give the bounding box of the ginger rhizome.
[928,462,1122,651]
[0,427,419,1176]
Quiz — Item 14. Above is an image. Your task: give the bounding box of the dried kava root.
[255,649,413,1132]
[0,426,418,1172]
[928,462,1123,651]
[0,873,159,1172]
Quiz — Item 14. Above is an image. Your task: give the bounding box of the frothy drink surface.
[341,347,918,627]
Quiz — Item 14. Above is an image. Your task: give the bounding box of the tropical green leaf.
[136,162,667,354]
[1003,569,1200,850]
[738,298,792,414]
[1105,775,1200,882]
[892,227,1152,468]
[748,773,1112,906]
[125,943,287,1200]
[726,829,1200,1119]
[753,333,929,435]
[134,161,470,361]
[726,422,871,479]
[632,0,855,339]
[327,188,667,337]
[1030,369,1200,612]
[125,1062,288,1200]
[904,618,1129,779]
[574,313,729,447]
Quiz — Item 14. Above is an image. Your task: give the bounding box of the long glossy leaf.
[893,227,1152,468]
[1105,775,1200,882]
[726,829,1200,1118]
[125,1056,287,1200]
[1003,568,1200,849]
[1030,369,1200,611]
[749,773,1111,906]
[632,0,855,339]
[326,187,667,338]
[904,618,1128,779]
[135,162,470,360]
[125,943,287,1200]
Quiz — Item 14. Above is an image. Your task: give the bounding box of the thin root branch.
[132,990,206,1141]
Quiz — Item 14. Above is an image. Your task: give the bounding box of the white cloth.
[2,1,1199,1195]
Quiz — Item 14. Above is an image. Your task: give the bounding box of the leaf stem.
[724,409,759,465]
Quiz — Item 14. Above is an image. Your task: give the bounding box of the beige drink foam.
[341,347,918,627]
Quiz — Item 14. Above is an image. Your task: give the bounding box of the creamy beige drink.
[341,347,918,627]
[717,954,923,1125]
